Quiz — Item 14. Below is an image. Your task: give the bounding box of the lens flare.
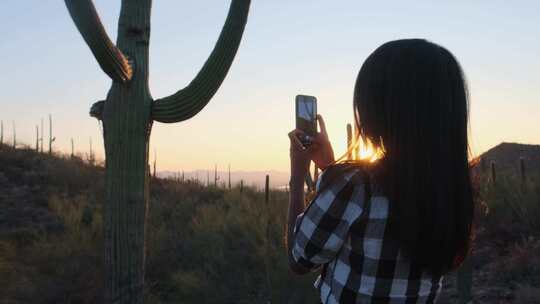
[356,138,384,162]
[338,136,385,164]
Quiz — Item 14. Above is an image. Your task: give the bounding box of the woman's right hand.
[310,115,335,170]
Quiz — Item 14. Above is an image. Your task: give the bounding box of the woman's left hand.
[288,129,312,182]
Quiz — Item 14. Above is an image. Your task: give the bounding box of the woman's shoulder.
[318,162,370,191]
[318,162,385,197]
[321,162,372,181]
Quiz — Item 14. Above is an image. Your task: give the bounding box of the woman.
[287,39,474,303]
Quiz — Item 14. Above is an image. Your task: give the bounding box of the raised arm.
[65,0,132,83]
[151,0,250,123]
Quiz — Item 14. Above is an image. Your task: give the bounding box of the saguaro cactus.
[0,120,3,146]
[71,138,75,158]
[520,157,526,185]
[228,163,231,190]
[12,121,16,148]
[214,164,220,187]
[40,118,44,153]
[480,156,487,174]
[35,125,39,151]
[88,137,95,165]
[48,114,55,155]
[353,123,360,160]
[263,174,273,302]
[491,161,496,183]
[153,149,157,179]
[346,123,352,160]
[64,1,250,302]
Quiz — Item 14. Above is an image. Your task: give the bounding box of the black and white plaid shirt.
[292,165,442,303]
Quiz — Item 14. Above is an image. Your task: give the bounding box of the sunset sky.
[1,1,539,173]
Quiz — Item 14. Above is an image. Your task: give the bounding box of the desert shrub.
[513,284,540,304]
[144,185,319,303]
[478,176,540,249]
[0,194,103,304]
[490,237,540,286]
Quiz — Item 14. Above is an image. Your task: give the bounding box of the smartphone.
[295,95,317,147]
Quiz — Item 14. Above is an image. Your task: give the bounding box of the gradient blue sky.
[1,1,539,172]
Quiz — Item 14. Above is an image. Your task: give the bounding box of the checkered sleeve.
[292,167,364,271]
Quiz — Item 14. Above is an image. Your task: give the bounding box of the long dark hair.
[353,39,474,275]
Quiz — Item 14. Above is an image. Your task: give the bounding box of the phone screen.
[296,95,317,144]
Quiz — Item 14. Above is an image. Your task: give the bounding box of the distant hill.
[476,142,540,179]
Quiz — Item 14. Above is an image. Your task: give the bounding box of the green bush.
[0,195,103,304]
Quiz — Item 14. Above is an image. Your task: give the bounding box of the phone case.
[295,95,317,136]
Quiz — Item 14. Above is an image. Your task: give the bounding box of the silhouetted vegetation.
[0,144,317,303]
[1,143,539,303]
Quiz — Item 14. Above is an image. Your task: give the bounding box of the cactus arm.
[152,0,250,123]
[90,100,105,120]
[64,0,132,83]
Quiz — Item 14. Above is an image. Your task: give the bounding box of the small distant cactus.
[491,161,497,183]
[265,175,270,203]
[215,164,220,187]
[48,114,55,155]
[480,156,487,174]
[354,123,360,160]
[153,149,157,178]
[40,118,44,153]
[12,121,16,148]
[88,137,95,165]
[263,174,273,302]
[520,157,526,184]
[71,138,75,158]
[0,120,3,146]
[228,163,232,190]
[35,125,39,151]
[347,123,352,160]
